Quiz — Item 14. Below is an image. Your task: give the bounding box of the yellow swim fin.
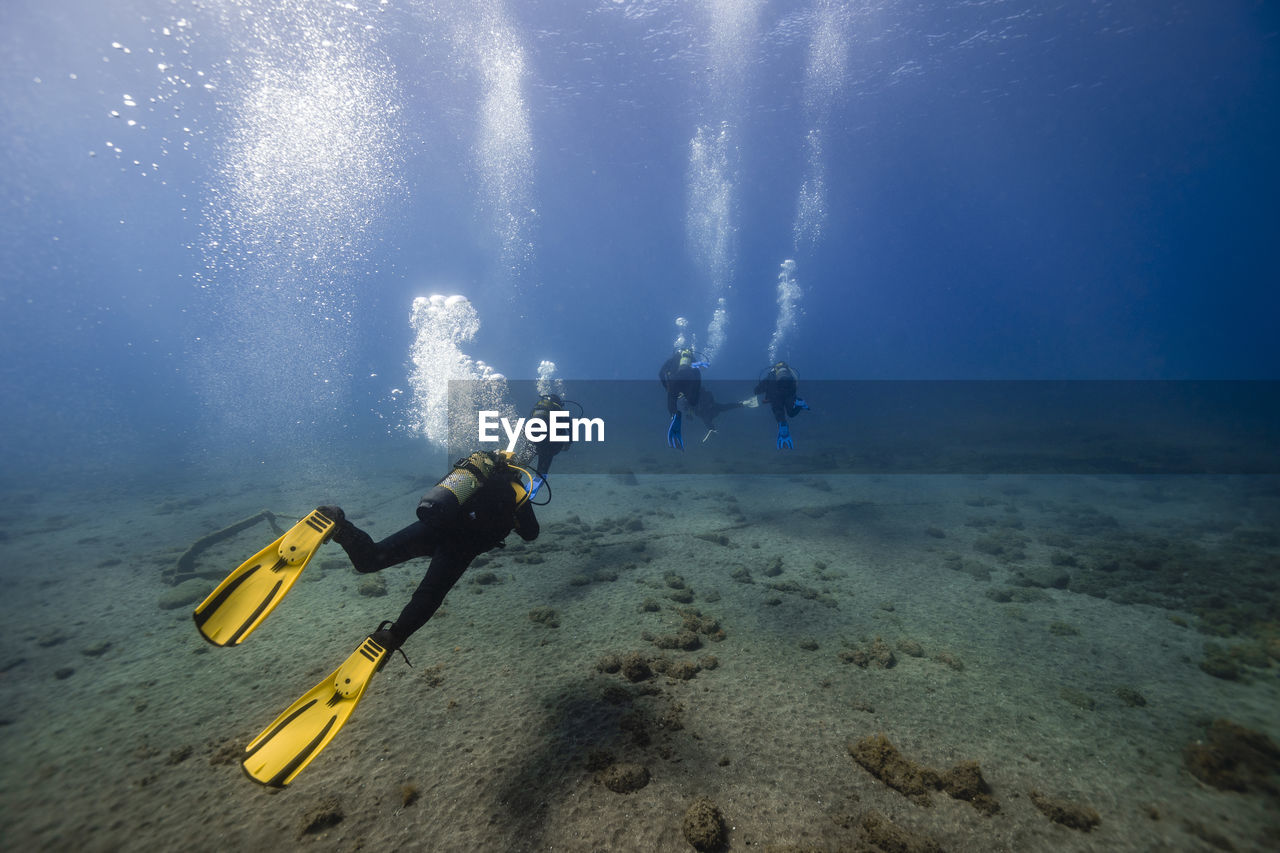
[192,508,338,647]
[241,634,389,787]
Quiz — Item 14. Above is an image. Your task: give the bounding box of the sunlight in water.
[461,1,536,286]
[194,2,404,440]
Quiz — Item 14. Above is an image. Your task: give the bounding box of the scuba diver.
[515,394,575,497]
[192,448,539,787]
[658,348,708,450]
[753,360,809,449]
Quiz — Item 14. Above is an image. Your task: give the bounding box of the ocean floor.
[1,465,1278,852]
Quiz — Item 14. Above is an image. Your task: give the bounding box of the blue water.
[3,6,1280,849]
[1,1,1277,478]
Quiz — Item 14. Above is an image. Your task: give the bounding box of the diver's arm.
[514,502,539,541]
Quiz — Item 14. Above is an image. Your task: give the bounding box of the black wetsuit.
[525,397,571,477]
[691,388,744,431]
[754,364,803,424]
[331,471,538,645]
[659,354,701,415]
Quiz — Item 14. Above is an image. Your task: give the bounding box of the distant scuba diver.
[192,449,539,786]
[753,360,809,449]
[515,393,578,498]
[658,348,709,450]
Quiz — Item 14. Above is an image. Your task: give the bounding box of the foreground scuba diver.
[192,449,539,786]
[658,348,709,450]
[754,360,810,449]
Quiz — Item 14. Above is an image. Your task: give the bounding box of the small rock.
[357,575,387,597]
[158,579,214,611]
[299,796,344,836]
[1029,789,1100,831]
[598,762,650,794]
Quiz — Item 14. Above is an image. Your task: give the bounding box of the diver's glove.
[777,422,793,450]
[667,413,684,450]
[691,361,710,369]
[316,505,346,524]
[793,398,809,411]
[317,505,353,544]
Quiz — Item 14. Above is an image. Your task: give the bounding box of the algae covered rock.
[848,733,939,803]
[858,810,941,853]
[940,760,999,815]
[1029,789,1100,831]
[682,797,725,851]
[357,575,387,597]
[597,762,650,794]
[849,734,1001,815]
[1183,718,1280,792]
[621,652,652,682]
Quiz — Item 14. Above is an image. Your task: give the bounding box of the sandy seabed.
[1,465,1278,852]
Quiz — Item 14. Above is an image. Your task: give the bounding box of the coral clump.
[528,606,560,628]
[1028,789,1101,831]
[838,637,896,669]
[1184,718,1280,793]
[682,797,725,851]
[620,653,652,682]
[858,810,941,853]
[940,761,999,816]
[848,734,938,803]
[847,734,999,814]
[597,762,650,794]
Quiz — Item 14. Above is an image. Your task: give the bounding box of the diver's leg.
[388,547,473,640]
[333,520,437,574]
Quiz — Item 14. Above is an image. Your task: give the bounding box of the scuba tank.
[419,450,535,527]
[436,450,502,504]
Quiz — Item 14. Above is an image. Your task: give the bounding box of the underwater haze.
[1,0,1277,479]
[3,2,1280,852]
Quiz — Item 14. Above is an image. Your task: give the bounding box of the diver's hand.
[316,505,346,523]
[777,422,793,450]
[793,398,809,411]
[667,413,684,450]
